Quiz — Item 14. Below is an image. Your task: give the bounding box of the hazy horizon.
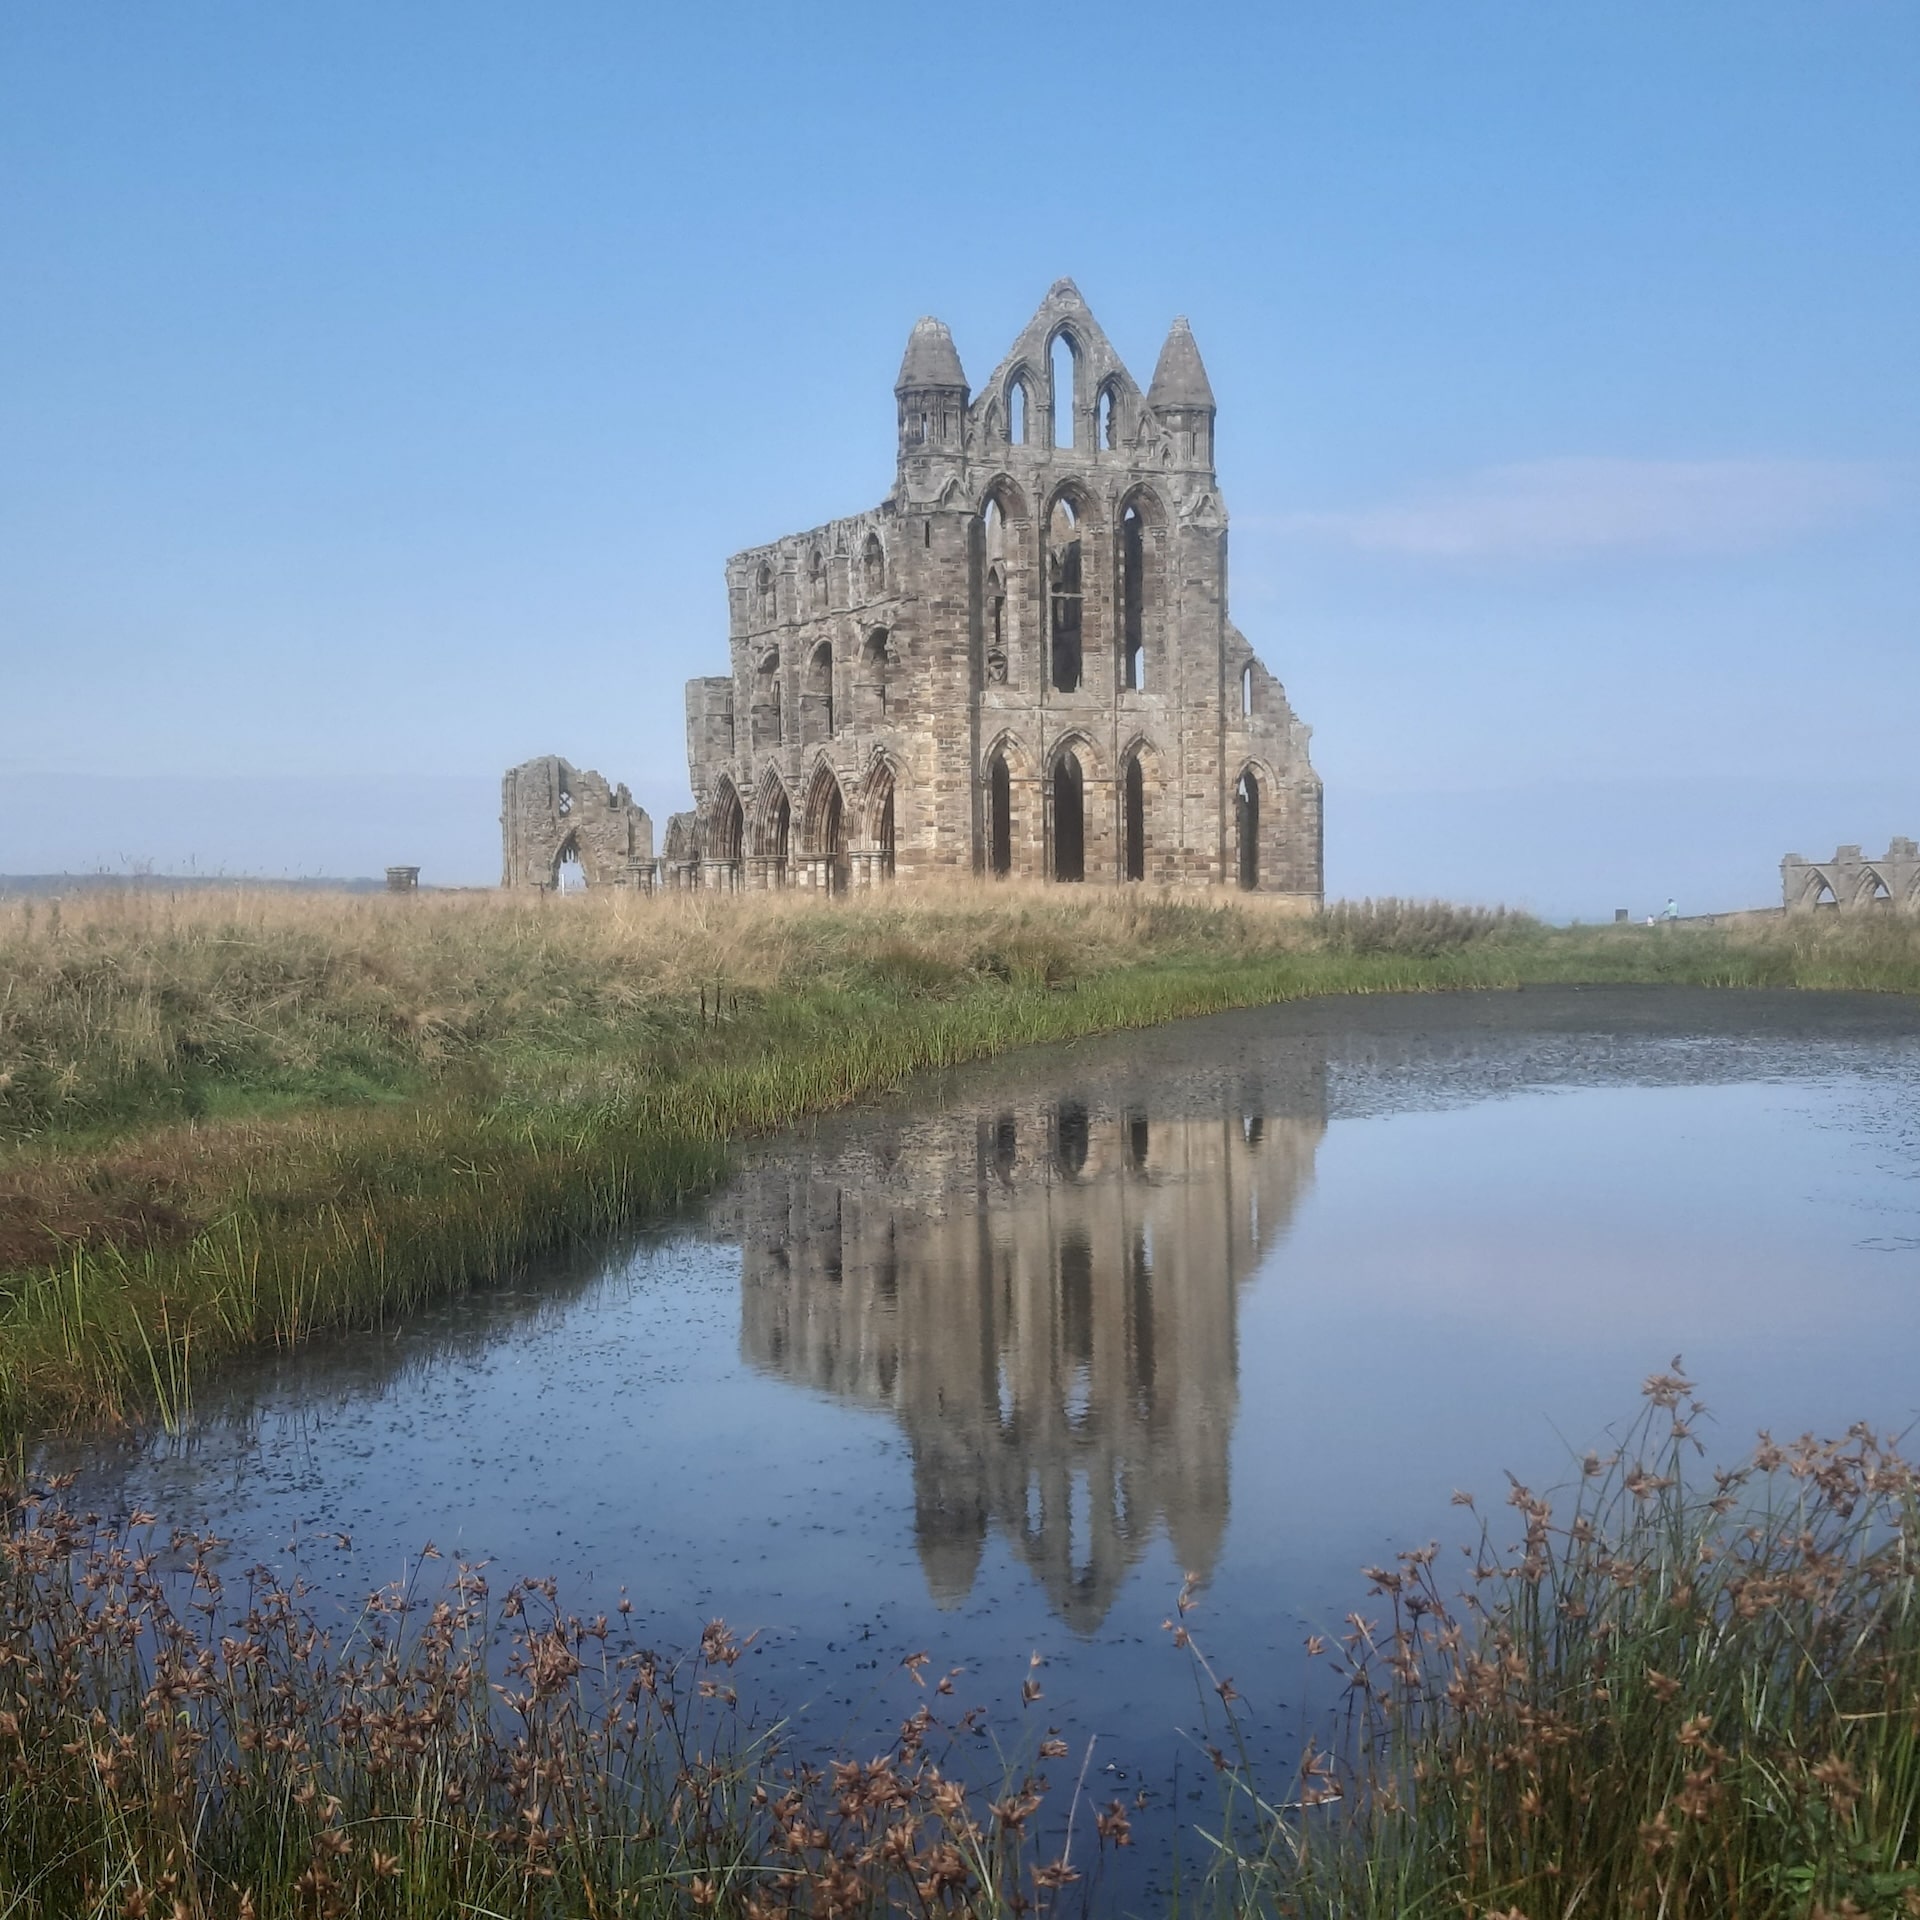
[4,4,1915,906]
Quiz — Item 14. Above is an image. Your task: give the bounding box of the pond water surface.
[43,986,1920,1868]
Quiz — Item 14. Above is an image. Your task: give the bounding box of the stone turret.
[894,316,969,480]
[1147,316,1217,471]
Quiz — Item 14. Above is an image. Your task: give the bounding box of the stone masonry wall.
[1782,840,1920,912]
[500,756,653,890]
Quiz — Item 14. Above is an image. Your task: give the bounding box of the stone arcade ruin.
[1781,840,1920,913]
[502,281,1322,899]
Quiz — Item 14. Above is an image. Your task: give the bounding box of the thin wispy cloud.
[1269,457,1893,560]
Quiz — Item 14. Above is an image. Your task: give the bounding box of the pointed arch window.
[1123,753,1146,881]
[1121,502,1146,691]
[869,765,897,882]
[1098,385,1119,451]
[712,785,744,864]
[982,495,1012,686]
[1009,377,1030,445]
[760,785,792,874]
[863,533,886,598]
[1052,748,1085,883]
[752,649,783,750]
[1236,769,1261,891]
[1050,334,1078,450]
[802,642,834,742]
[756,563,777,626]
[988,752,1013,876]
[1240,662,1254,717]
[1048,496,1082,693]
[858,627,891,723]
[807,770,847,895]
[809,549,829,612]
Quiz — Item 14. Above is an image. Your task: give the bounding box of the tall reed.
[0,1486,1109,1918]
[9,1380,1920,1915]
[1182,1368,1920,1918]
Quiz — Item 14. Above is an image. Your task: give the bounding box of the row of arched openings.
[752,630,893,748]
[984,751,1266,888]
[705,766,896,893]
[989,1106,1157,1191]
[753,535,888,628]
[983,486,1159,695]
[1801,868,1916,909]
[990,333,1130,454]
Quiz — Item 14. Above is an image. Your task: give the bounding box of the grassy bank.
[6,1378,1919,1917]
[4,884,1920,1442]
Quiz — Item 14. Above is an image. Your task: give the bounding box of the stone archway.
[1235,768,1261,891]
[553,830,591,892]
[1123,754,1146,882]
[802,765,848,894]
[1051,750,1085,883]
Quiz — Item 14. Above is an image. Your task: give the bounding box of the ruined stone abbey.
[503,281,1322,898]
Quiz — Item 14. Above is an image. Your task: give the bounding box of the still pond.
[44,985,1920,1846]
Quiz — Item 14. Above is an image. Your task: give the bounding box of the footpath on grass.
[3,884,1915,1443]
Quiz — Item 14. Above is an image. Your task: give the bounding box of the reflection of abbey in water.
[733,1067,1325,1631]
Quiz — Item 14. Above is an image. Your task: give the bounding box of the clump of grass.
[1186,1368,1920,1918]
[0,885,1332,1141]
[1319,899,1537,957]
[0,1488,1120,1919]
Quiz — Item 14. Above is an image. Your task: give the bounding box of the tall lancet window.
[1048,496,1082,693]
[982,496,1009,686]
[1050,333,1077,449]
[1120,502,1146,690]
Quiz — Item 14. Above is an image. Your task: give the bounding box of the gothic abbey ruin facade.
[501,281,1322,897]
[677,279,1320,896]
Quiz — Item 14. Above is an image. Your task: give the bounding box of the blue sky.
[2,2,1915,914]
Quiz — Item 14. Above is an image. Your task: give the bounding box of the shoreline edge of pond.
[6,886,1920,1446]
